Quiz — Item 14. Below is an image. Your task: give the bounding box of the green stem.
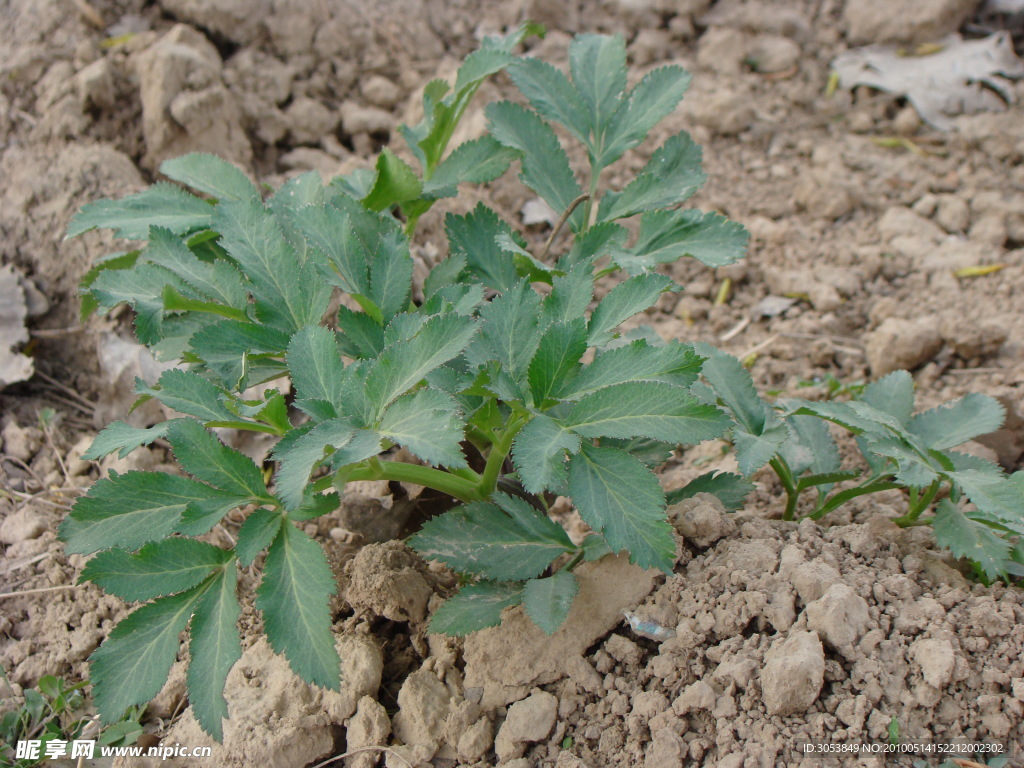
[807,479,901,521]
[205,420,284,436]
[449,466,483,484]
[342,460,485,503]
[770,456,800,521]
[480,414,528,497]
[582,157,602,232]
[892,480,941,527]
[560,548,586,574]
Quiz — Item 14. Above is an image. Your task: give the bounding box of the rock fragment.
[0,509,47,545]
[761,631,825,716]
[806,584,871,650]
[864,317,944,375]
[494,692,558,762]
[345,696,391,768]
[843,0,978,45]
[911,637,956,689]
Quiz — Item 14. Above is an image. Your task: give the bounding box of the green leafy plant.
[60,28,748,739]
[695,347,1024,580]
[0,673,144,767]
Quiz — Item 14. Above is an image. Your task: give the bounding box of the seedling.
[695,347,1024,581]
[60,28,748,738]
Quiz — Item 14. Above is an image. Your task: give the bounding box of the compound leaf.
[67,182,212,240]
[588,273,674,346]
[541,261,595,326]
[61,472,232,555]
[733,422,789,476]
[933,499,1011,581]
[167,419,269,501]
[779,413,840,477]
[694,346,771,436]
[147,226,249,310]
[187,320,291,390]
[428,581,524,636]
[508,56,590,143]
[257,522,340,689]
[445,204,520,292]
[81,420,174,461]
[378,388,467,468]
[598,132,704,222]
[469,280,543,381]
[512,414,581,494]
[908,393,1005,450]
[567,381,729,444]
[90,586,206,724]
[365,313,478,417]
[602,65,692,165]
[187,567,242,741]
[867,437,939,487]
[946,469,1024,533]
[860,370,915,426]
[568,443,674,572]
[138,370,235,423]
[614,210,747,273]
[160,153,258,203]
[486,101,585,231]
[80,539,231,602]
[556,339,704,399]
[423,136,518,198]
[523,570,578,636]
[410,494,573,582]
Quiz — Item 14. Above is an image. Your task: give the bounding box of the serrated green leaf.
[665,471,755,511]
[568,443,674,572]
[946,469,1024,533]
[569,34,627,158]
[779,413,841,477]
[175,489,258,537]
[866,437,938,487]
[81,420,174,461]
[508,56,590,143]
[287,326,345,408]
[908,393,1005,450]
[235,509,284,566]
[273,418,355,511]
[160,153,258,203]
[367,232,414,326]
[146,226,249,310]
[187,320,290,390]
[214,198,327,333]
[80,539,230,601]
[428,581,524,636]
[785,399,894,438]
[486,101,585,231]
[363,149,423,212]
[528,319,588,405]
[67,182,212,240]
[90,585,207,724]
[468,280,543,382]
[378,388,467,468]
[445,204,521,292]
[61,471,235,555]
[80,250,141,320]
[561,222,629,270]
[89,262,188,346]
[291,197,371,296]
[581,533,613,561]
[423,136,517,198]
[602,65,692,165]
[614,210,748,274]
[599,132,704,222]
[137,370,234,423]
[187,567,242,740]
[587,273,674,346]
[336,306,386,358]
[860,370,915,426]
[365,313,478,417]
[541,261,595,326]
[454,47,516,94]
[601,436,675,468]
[167,419,269,501]
[324,429,383,471]
[733,422,789,475]
[410,493,573,581]
[556,339,704,399]
[567,381,729,444]
[694,346,772,435]
[256,522,340,688]
[933,499,1011,580]
[512,414,581,494]
[524,570,578,635]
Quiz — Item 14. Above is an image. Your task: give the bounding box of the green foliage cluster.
[58,25,1021,741]
[0,674,143,767]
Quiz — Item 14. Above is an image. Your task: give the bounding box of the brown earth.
[2,0,1024,766]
